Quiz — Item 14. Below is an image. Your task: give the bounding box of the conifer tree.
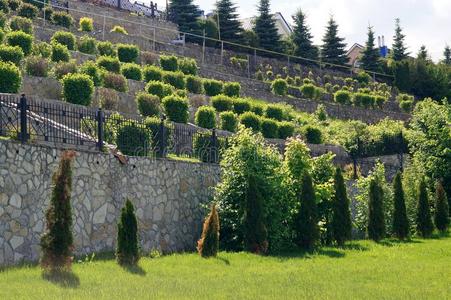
[360,26,381,72]
[40,150,76,271]
[291,9,318,61]
[116,199,139,265]
[434,181,450,233]
[444,45,451,65]
[368,178,385,242]
[416,179,434,238]
[417,45,429,61]
[392,172,409,239]
[197,204,220,257]
[168,0,202,40]
[320,16,348,66]
[253,0,282,53]
[391,18,409,61]
[294,173,319,250]
[331,167,352,246]
[215,0,244,44]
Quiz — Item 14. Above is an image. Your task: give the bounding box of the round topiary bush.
[178,57,197,75]
[185,75,203,94]
[77,35,97,54]
[32,42,52,58]
[374,95,386,108]
[6,31,33,55]
[9,16,33,34]
[159,55,178,71]
[277,121,295,139]
[302,125,322,144]
[116,122,150,156]
[146,80,173,99]
[117,43,139,63]
[240,111,261,132]
[96,55,121,73]
[136,92,160,117]
[79,17,93,32]
[97,41,116,57]
[25,55,49,77]
[353,93,375,108]
[174,89,187,98]
[53,61,77,79]
[162,71,186,90]
[300,83,317,99]
[121,63,142,81]
[61,73,94,106]
[355,71,371,84]
[51,11,74,28]
[271,78,288,96]
[143,65,163,82]
[51,43,70,62]
[223,82,241,97]
[265,104,285,121]
[219,111,238,132]
[0,61,21,93]
[232,98,251,115]
[79,60,102,86]
[251,102,265,116]
[102,72,128,92]
[399,99,413,112]
[0,45,24,65]
[211,95,233,112]
[203,79,223,96]
[261,118,279,138]
[334,90,351,104]
[18,3,38,19]
[51,31,76,50]
[162,95,189,123]
[195,105,216,129]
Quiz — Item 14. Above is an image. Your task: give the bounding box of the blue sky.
[152,0,451,61]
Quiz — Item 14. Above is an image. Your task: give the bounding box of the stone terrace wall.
[0,139,220,266]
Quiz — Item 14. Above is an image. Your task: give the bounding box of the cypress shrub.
[51,11,74,28]
[178,57,197,75]
[162,71,186,89]
[334,90,351,104]
[240,111,261,132]
[77,35,97,55]
[434,181,449,233]
[79,61,102,86]
[159,55,178,71]
[121,63,142,81]
[250,103,265,116]
[302,125,322,144]
[116,199,139,266]
[102,72,128,92]
[223,82,241,97]
[0,45,24,65]
[136,92,160,117]
[277,121,295,139]
[271,78,288,96]
[261,118,279,138]
[219,111,238,133]
[51,31,76,51]
[211,95,233,112]
[368,179,385,241]
[416,179,434,238]
[203,79,223,96]
[162,95,189,123]
[96,55,121,73]
[392,172,409,239]
[300,83,316,99]
[146,81,173,99]
[232,98,251,115]
[195,105,216,129]
[265,104,284,121]
[117,43,139,63]
[51,43,70,62]
[116,122,150,156]
[97,41,116,57]
[143,65,163,82]
[185,75,203,94]
[197,204,220,258]
[6,31,33,55]
[0,61,22,93]
[61,73,94,106]
[79,17,93,32]
[40,151,75,271]
[9,16,33,34]
[332,167,352,246]
[18,3,38,19]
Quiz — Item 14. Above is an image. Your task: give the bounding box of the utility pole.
[216,1,221,41]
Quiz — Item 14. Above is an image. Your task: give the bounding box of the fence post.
[247,55,251,78]
[158,115,167,158]
[96,108,104,151]
[210,128,218,163]
[19,94,28,144]
[220,41,224,65]
[153,28,156,51]
[399,131,404,172]
[43,5,46,27]
[102,15,106,40]
[202,33,206,64]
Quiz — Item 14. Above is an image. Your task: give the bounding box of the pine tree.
[331,167,352,246]
[40,150,76,271]
[116,199,139,265]
[368,178,385,242]
[360,26,381,72]
[417,45,429,61]
[391,18,409,61]
[320,16,348,66]
[291,9,318,61]
[392,172,409,239]
[197,204,220,257]
[215,0,244,44]
[444,45,451,65]
[168,0,202,40]
[434,181,450,233]
[294,173,319,250]
[253,0,282,53]
[416,179,434,238]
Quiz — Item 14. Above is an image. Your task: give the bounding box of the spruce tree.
[434,181,450,233]
[40,150,76,271]
[360,26,381,72]
[116,199,139,265]
[391,18,409,61]
[320,16,348,66]
[417,45,429,61]
[444,45,451,65]
[168,0,202,40]
[416,179,434,238]
[331,167,352,246]
[367,178,385,242]
[294,173,319,250]
[291,9,318,61]
[197,204,220,257]
[392,172,409,239]
[215,0,244,44]
[253,0,282,53]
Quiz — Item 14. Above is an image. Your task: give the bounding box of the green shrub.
[53,61,77,79]
[142,65,163,82]
[116,199,139,266]
[374,95,386,108]
[197,204,220,258]
[116,122,150,156]
[265,104,284,121]
[110,25,127,35]
[141,51,159,65]
[300,83,316,99]
[416,179,434,238]
[0,61,21,93]
[96,55,120,73]
[178,57,197,75]
[61,73,94,105]
[79,60,102,86]
[23,0,48,9]
[118,63,141,81]
[277,121,295,139]
[0,45,24,65]
[334,90,351,104]
[162,95,189,123]
[211,94,233,112]
[368,178,385,241]
[193,132,222,163]
[0,14,4,30]
[51,11,74,28]
[251,102,265,116]
[77,35,97,54]
[7,0,19,11]
[240,111,261,132]
[43,6,53,21]
[25,55,48,77]
[18,3,38,19]
[0,0,9,13]
[219,111,238,132]
[162,71,185,89]
[195,105,216,129]
[223,82,241,97]
[51,43,70,62]
[79,17,93,32]
[355,71,371,84]
[136,92,160,117]
[353,93,375,108]
[294,76,302,86]
[9,16,33,34]
[51,31,76,50]
[434,181,449,233]
[203,79,223,96]
[271,78,288,96]
[315,104,328,121]
[399,99,413,112]
[392,172,409,240]
[174,89,187,98]
[232,98,251,114]
[102,72,128,92]
[117,43,139,63]
[261,117,278,138]
[331,167,353,246]
[159,55,178,71]
[145,80,173,99]
[255,70,264,81]
[185,75,203,94]
[32,42,52,58]
[303,125,322,144]
[143,116,171,156]
[97,41,115,57]
[6,31,33,55]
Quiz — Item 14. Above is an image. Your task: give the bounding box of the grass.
[0,237,450,299]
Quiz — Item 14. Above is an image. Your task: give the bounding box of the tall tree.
[215,0,244,43]
[116,199,139,266]
[416,179,434,238]
[291,8,318,61]
[368,178,385,242]
[360,26,381,72]
[417,45,430,61]
[434,181,450,233]
[391,18,409,61]
[320,16,348,66]
[253,0,282,53]
[392,172,409,240]
[444,45,451,65]
[331,167,352,246]
[168,0,202,40]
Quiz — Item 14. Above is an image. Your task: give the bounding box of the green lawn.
[1,237,450,299]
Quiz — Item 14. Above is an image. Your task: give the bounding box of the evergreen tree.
[291,9,318,61]
[417,45,430,61]
[416,179,434,238]
[168,0,202,40]
[198,16,219,47]
[215,0,244,44]
[391,18,409,61]
[331,167,352,246]
[253,0,282,53]
[392,172,409,239]
[320,16,348,66]
[294,173,319,250]
[360,26,381,72]
[444,45,451,65]
[367,178,385,242]
[40,151,75,271]
[434,181,450,233]
[116,199,139,265]
[197,204,220,257]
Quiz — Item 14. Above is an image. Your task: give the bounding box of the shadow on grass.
[377,238,423,247]
[42,270,80,288]
[216,256,231,265]
[274,247,345,260]
[121,264,147,276]
[340,242,369,251]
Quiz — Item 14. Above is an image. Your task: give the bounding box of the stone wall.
[0,139,220,266]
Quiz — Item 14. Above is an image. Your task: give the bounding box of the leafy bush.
[110,25,127,35]
[277,121,295,139]
[53,61,77,79]
[334,90,351,104]
[120,63,142,81]
[25,55,48,77]
[203,79,223,96]
[136,92,160,117]
[79,17,93,32]
[6,31,33,55]
[159,55,178,71]
[397,93,414,112]
[178,57,197,75]
[232,98,251,115]
[102,72,128,92]
[51,43,70,62]
[211,94,233,112]
[77,35,97,54]
[32,42,52,58]
[162,95,189,123]
[240,111,261,132]
[271,78,288,96]
[43,6,53,21]
[7,0,20,11]
[116,122,150,156]
[97,41,115,57]
[251,102,265,116]
[162,71,186,89]
[0,61,21,93]
[51,31,75,50]
[117,43,139,63]
[116,199,139,266]
[79,60,102,86]
[195,105,216,129]
[141,51,159,65]
[145,80,173,99]
[9,16,33,34]
[0,15,4,31]
[261,118,278,138]
[0,0,8,13]
[96,55,120,73]
[302,125,322,144]
[23,0,48,9]
[353,93,375,108]
[51,11,74,28]
[265,104,284,121]
[300,83,316,99]
[0,45,24,65]
[219,111,238,132]
[185,75,203,94]
[223,82,241,97]
[374,95,386,108]
[197,204,220,258]
[61,73,94,106]
[174,89,187,98]
[18,3,38,19]
[142,65,163,82]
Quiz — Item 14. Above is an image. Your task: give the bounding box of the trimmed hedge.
[353,93,375,108]
[219,111,238,132]
[0,61,21,93]
[51,43,70,62]
[0,45,24,65]
[162,71,186,89]
[9,16,33,34]
[303,125,322,144]
[25,55,48,77]
[160,55,178,71]
[240,111,261,132]
[136,92,160,117]
[97,41,115,57]
[203,79,223,96]
[117,43,139,63]
[232,98,251,114]
[223,82,241,97]
[51,31,76,50]
[186,75,203,94]
[17,3,38,19]
[51,11,73,28]
[271,78,288,96]
[79,17,93,32]
[32,42,52,58]
[116,122,150,156]
[195,105,216,129]
[211,95,233,112]
[261,118,279,138]
[334,90,351,104]
[6,31,33,55]
[80,61,102,86]
[277,121,295,139]
[265,104,284,121]
[251,102,265,116]
[102,72,128,92]
[77,35,97,54]
[146,80,173,99]
[300,83,316,99]
[143,65,163,82]
[162,95,189,123]
[178,57,197,75]
[121,63,142,81]
[96,55,121,73]
[61,73,94,106]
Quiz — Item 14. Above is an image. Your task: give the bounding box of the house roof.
[346,43,364,56]
[240,12,293,37]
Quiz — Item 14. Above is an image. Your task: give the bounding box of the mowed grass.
[1,237,450,300]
